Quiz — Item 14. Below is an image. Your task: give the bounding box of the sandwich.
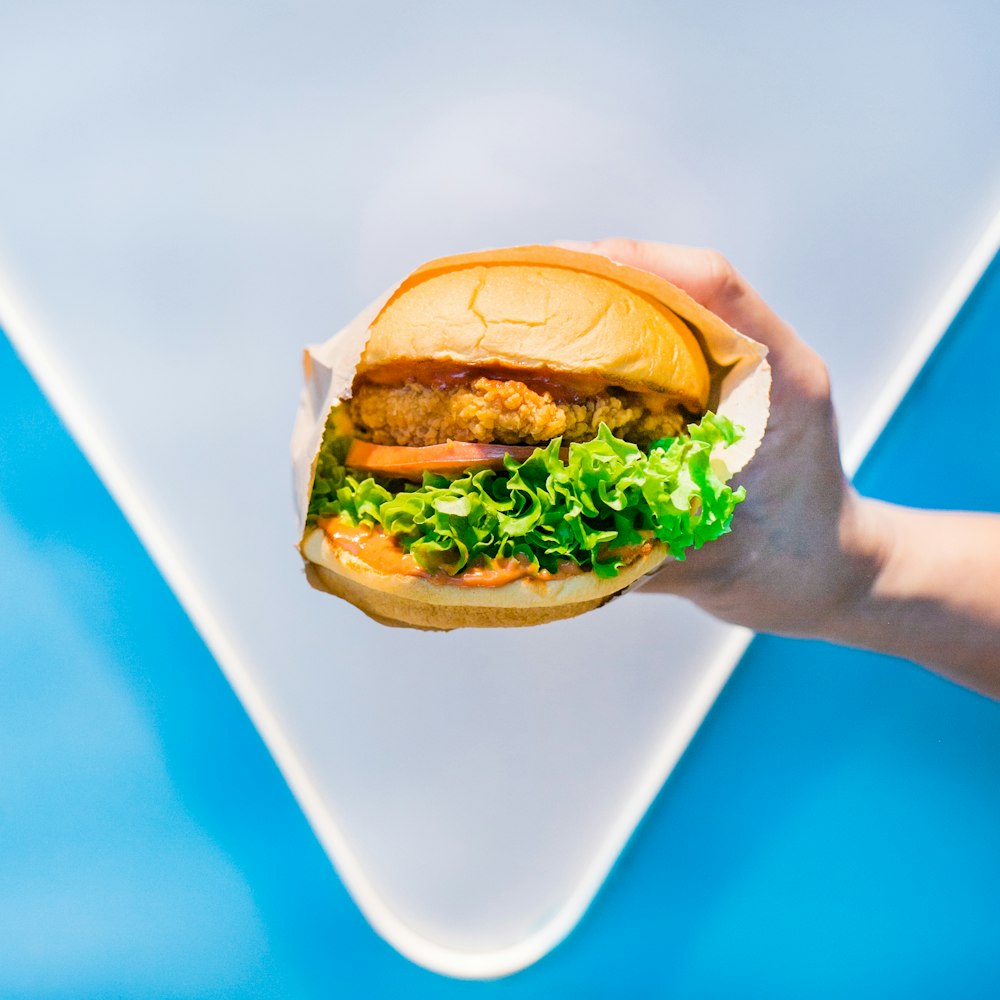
[296,245,769,630]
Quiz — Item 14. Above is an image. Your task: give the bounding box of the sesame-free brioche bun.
[356,248,711,411]
[301,525,669,631]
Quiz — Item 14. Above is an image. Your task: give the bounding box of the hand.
[560,239,885,638]
[562,239,1000,696]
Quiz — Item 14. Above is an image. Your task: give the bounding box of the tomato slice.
[345,439,564,481]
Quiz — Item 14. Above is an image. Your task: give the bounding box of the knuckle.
[799,353,833,405]
[599,237,645,262]
[699,248,740,302]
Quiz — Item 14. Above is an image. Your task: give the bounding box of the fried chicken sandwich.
[295,245,770,630]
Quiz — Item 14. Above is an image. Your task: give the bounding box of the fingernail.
[552,240,595,251]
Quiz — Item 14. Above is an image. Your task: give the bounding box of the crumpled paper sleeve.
[292,246,772,531]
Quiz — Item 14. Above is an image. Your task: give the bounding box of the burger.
[297,245,769,630]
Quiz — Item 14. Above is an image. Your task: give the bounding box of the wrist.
[813,493,897,647]
[815,499,1000,692]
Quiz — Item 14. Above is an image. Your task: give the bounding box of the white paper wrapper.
[291,291,391,525]
[292,246,772,534]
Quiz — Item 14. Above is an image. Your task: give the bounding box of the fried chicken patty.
[350,376,687,448]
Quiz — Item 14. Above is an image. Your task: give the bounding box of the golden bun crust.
[300,526,668,631]
[358,250,711,412]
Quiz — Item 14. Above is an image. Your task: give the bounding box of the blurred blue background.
[2,247,998,998]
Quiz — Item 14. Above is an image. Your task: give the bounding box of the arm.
[832,503,1000,696]
[560,239,1000,700]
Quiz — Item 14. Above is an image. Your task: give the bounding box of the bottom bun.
[300,526,668,630]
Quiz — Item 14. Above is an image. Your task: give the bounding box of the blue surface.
[2,252,999,998]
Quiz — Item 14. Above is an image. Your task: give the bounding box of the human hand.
[556,239,1000,693]
[560,239,886,639]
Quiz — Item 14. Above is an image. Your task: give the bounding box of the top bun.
[357,249,711,411]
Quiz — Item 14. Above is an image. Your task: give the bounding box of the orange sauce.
[320,517,426,578]
[318,516,600,588]
[353,360,679,404]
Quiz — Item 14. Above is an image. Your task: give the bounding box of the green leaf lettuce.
[308,411,745,578]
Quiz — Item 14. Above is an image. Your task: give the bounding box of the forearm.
[825,500,1000,698]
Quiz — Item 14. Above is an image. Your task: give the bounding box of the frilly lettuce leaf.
[308,413,745,577]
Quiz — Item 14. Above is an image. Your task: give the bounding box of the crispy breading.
[350,377,686,447]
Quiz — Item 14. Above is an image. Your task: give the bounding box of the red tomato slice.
[345,439,565,481]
